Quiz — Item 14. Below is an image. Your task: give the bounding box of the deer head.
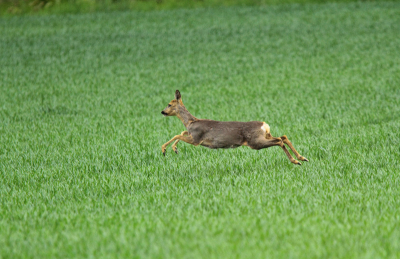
[161,90,183,117]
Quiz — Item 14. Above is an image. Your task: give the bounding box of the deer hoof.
[163,151,166,156]
[293,160,301,165]
[299,156,309,162]
[291,159,301,165]
[174,149,178,154]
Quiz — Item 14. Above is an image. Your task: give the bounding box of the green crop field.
[1,1,400,258]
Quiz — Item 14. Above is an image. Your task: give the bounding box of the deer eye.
[168,104,171,107]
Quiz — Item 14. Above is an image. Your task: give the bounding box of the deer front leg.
[280,135,309,162]
[161,132,196,156]
[171,131,189,154]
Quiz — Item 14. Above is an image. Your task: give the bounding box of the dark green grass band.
[1,0,400,15]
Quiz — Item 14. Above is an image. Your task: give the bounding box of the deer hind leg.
[171,131,189,154]
[261,123,304,165]
[249,136,301,165]
[162,132,196,156]
[279,135,309,162]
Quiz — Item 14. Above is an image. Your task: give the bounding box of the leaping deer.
[161,90,309,165]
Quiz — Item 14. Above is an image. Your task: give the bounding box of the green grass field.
[1,2,400,258]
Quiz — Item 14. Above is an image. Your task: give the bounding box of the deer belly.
[200,136,243,149]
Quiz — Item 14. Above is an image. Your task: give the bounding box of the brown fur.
[161,90,308,165]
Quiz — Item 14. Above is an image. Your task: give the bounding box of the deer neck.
[176,105,197,128]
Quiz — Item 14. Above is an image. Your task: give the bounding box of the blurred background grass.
[1,0,400,257]
[1,0,399,15]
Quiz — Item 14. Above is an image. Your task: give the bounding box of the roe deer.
[161,90,309,165]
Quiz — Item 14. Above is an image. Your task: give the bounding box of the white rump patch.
[261,122,270,133]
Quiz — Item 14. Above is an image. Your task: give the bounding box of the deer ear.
[175,90,181,100]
